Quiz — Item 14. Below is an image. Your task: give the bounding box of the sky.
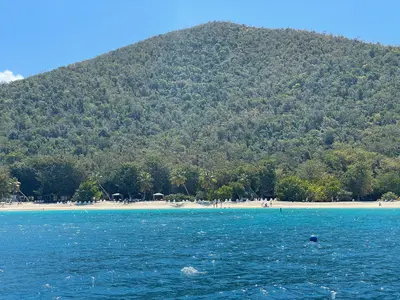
[1,0,399,82]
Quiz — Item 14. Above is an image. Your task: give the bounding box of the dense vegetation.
[0,22,399,202]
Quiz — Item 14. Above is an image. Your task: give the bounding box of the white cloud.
[0,70,24,83]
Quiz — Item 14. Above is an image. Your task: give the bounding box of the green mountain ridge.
[1,21,399,170]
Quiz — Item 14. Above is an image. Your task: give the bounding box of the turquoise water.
[1,209,400,299]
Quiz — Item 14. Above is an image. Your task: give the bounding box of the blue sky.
[1,0,399,81]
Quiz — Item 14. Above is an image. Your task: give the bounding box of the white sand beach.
[0,200,397,211]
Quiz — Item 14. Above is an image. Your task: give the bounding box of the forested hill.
[1,21,399,170]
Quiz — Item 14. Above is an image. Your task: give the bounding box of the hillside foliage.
[0,22,399,201]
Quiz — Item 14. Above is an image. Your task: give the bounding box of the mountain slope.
[1,22,399,168]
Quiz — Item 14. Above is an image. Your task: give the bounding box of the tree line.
[1,145,399,203]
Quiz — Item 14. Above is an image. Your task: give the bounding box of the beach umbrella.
[153,193,164,200]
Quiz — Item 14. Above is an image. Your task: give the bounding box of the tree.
[379,192,398,202]
[182,166,200,196]
[10,162,40,196]
[323,130,335,146]
[0,168,11,200]
[342,162,373,200]
[113,163,139,199]
[170,167,189,195]
[375,171,400,196]
[215,185,233,200]
[319,175,341,200]
[297,159,327,182]
[308,183,326,202]
[230,182,245,200]
[138,171,153,200]
[144,158,171,195]
[259,161,276,198]
[275,176,310,202]
[72,180,102,202]
[32,156,83,201]
[233,164,260,198]
[199,170,217,198]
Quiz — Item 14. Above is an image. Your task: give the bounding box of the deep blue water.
[1,209,400,299]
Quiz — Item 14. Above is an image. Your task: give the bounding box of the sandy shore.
[0,200,397,211]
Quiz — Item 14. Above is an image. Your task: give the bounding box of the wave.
[181,266,207,276]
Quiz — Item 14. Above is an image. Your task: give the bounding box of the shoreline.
[0,200,396,212]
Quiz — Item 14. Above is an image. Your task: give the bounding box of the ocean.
[1,209,399,299]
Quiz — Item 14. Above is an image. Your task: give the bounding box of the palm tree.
[91,173,111,200]
[199,170,217,196]
[171,168,189,195]
[138,171,153,201]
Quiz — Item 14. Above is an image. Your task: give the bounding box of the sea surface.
[1,208,400,299]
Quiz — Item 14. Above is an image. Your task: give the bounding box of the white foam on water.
[320,286,337,299]
[180,266,206,276]
[259,287,268,295]
[331,290,337,299]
